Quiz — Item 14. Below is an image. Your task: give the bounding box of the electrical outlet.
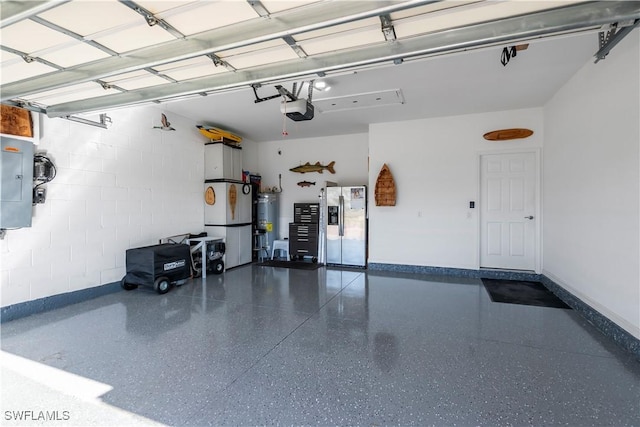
[33,187,46,204]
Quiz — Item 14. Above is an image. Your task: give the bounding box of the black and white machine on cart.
[121,243,192,294]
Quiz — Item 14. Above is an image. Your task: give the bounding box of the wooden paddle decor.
[483,128,533,141]
[375,163,396,206]
[228,184,237,219]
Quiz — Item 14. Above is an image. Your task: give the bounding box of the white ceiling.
[1,0,638,142]
[163,32,597,142]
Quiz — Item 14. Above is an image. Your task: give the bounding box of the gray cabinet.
[0,137,33,228]
[204,142,242,181]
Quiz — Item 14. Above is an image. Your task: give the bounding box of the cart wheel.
[154,276,171,294]
[212,260,224,274]
[312,257,318,263]
[121,277,137,291]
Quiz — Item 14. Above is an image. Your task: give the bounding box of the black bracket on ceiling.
[252,81,312,104]
[594,19,640,63]
[251,84,282,103]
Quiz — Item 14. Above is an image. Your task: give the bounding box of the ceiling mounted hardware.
[594,19,640,63]
[247,0,270,18]
[118,0,185,39]
[2,100,47,115]
[279,81,315,122]
[252,81,316,121]
[0,0,444,102]
[0,0,71,29]
[252,84,283,104]
[380,14,397,42]
[62,113,113,129]
[205,54,236,72]
[2,1,639,117]
[283,35,307,58]
[29,15,117,56]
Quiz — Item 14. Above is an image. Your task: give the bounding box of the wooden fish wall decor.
[290,161,335,174]
[297,181,316,187]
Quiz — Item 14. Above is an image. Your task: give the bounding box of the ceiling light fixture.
[313,80,331,92]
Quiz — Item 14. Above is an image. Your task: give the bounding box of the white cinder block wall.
[1,105,206,307]
[368,108,544,270]
[543,32,640,338]
[255,133,369,239]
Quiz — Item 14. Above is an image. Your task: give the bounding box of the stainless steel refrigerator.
[326,186,367,267]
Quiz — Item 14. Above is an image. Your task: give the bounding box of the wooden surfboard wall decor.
[375,163,396,206]
[483,128,533,141]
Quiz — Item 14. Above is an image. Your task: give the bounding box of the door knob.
[524,216,534,220]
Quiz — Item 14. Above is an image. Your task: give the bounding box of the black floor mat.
[258,260,322,270]
[482,279,571,309]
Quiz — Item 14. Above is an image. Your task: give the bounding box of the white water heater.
[257,193,279,252]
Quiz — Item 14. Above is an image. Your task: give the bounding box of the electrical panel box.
[0,136,34,228]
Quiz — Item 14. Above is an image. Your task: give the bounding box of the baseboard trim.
[368,262,639,360]
[539,275,640,359]
[368,262,541,281]
[1,282,121,323]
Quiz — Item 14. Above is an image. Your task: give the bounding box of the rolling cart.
[121,243,191,294]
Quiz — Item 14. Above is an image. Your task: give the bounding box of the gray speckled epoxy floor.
[1,265,639,426]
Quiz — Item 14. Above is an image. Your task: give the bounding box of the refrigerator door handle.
[339,195,344,236]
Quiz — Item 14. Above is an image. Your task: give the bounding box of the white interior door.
[480,152,537,271]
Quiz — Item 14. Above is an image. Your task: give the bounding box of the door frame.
[476,148,542,273]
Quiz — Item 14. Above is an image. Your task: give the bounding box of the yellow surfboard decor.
[196,125,242,144]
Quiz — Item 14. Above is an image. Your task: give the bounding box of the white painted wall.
[255,133,368,239]
[1,106,206,307]
[241,138,260,176]
[368,108,543,269]
[543,32,640,338]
